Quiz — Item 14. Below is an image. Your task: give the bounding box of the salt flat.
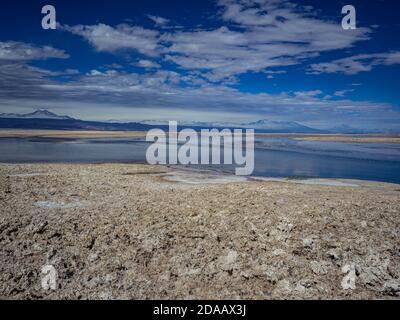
[0,164,399,299]
[0,129,399,144]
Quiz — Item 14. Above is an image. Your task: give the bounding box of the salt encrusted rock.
[88,253,99,262]
[1,163,399,299]
[31,221,48,234]
[327,248,342,262]
[277,219,294,233]
[272,279,292,296]
[361,221,368,228]
[271,249,286,256]
[310,260,332,275]
[219,250,238,271]
[383,279,400,296]
[341,264,357,290]
[302,237,316,249]
[99,290,113,300]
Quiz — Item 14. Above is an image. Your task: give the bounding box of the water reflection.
[0,137,399,184]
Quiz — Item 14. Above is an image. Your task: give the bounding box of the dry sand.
[0,163,399,300]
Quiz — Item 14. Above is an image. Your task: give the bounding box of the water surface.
[0,136,399,184]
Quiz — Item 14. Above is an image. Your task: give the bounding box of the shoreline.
[0,161,399,186]
[0,129,399,143]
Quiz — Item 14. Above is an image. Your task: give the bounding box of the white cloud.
[61,0,371,81]
[0,42,70,100]
[1,1,399,131]
[147,15,170,26]
[294,90,323,99]
[1,61,398,130]
[136,59,161,69]
[160,0,371,81]
[36,68,393,119]
[87,69,105,76]
[0,41,68,61]
[334,89,354,97]
[63,23,161,56]
[310,51,400,75]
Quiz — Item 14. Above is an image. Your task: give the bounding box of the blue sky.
[0,0,399,130]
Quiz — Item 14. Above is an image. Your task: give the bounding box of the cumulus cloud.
[161,0,371,81]
[0,41,69,61]
[61,0,371,81]
[62,23,161,56]
[0,63,60,99]
[0,41,71,100]
[1,59,398,130]
[310,51,400,75]
[34,68,393,121]
[136,59,161,69]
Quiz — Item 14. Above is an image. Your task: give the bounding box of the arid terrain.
[0,130,147,139]
[1,129,399,144]
[0,163,399,299]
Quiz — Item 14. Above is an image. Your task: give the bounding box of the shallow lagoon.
[0,136,399,184]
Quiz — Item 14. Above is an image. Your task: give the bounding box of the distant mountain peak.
[32,108,52,114]
[0,109,74,120]
[242,119,320,132]
[139,118,324,133]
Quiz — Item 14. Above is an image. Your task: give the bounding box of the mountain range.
[243,119,320,132]
[0,109,372,133]
[0,109,74,120]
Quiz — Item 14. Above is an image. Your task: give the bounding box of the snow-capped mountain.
[242,119,318,132]
[0,109,74,120]
[139,119,321,132]
[0,110,336,133]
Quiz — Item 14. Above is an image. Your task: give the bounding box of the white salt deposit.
[255,177,358,187]
[35,200,88,209]
[9,173,45,178]
[162,172,247,185]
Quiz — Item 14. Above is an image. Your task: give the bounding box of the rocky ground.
[0,163,399,299]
